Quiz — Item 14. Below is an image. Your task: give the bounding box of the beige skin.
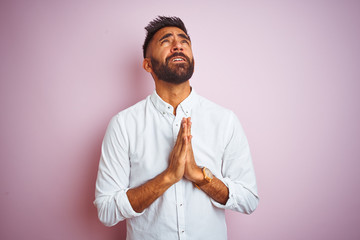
[126,27,229,213]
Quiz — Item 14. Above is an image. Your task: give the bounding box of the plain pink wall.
[1,1,360,239]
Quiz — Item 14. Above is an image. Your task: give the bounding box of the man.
[94,16,259,240]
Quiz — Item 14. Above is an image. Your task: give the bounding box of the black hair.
[142,16,190,58]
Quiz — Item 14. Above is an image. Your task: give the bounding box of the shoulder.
[114,96,150,120]
[193,93,242,134]
[195,93,235,118]
[106,96,151,131]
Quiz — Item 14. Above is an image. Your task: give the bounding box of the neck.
[154,79,191,115]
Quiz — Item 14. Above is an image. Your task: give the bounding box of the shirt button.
[180,203,183,206]
[162,112,165,114]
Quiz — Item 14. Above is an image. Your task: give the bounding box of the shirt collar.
[150,88,197,117]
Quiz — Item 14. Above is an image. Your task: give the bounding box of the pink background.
[1,0,360,239]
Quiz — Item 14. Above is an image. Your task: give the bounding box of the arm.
[126,171,174,213]
[215,112,259,214]
[184,115,259,214]
[199,177,229,205]
[187,166,230,205]
[184,118,229,205]
[127,120,189,213]
[94,116,189,226]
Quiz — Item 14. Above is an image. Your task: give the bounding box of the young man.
[94,16,259,240]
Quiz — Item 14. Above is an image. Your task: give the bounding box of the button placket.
[173,111,186,240]
[175,182,186,240]
[172,112,184,141]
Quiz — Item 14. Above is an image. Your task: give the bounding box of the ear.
[143,58,153,73]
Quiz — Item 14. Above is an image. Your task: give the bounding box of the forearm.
[186,163,229,205]
[126,170,175,213]
[196,176,229,205]
[127,120,189,213]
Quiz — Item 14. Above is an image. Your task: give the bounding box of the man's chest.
[126,115,227,187]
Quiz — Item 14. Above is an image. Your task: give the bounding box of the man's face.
[146,27,194,84]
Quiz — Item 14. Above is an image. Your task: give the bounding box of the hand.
[165,118,189,184]
[183,118,204,184]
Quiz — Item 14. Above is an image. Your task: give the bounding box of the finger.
[174,135,187,165]
[179,135,189,160]
[188,135,194,153]
[174,120,187,155]
[186,135,192,152]
[187,117,192,136]
[182,120,188,139]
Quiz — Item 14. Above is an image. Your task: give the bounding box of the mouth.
[171,57,186,63]
[166,53,189,64]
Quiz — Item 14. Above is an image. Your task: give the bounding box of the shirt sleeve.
[93,114,144,227]
[211,111,259,214]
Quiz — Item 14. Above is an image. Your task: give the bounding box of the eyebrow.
[159,33,172,42]
[159,33,190,42]
[178,33,190,41]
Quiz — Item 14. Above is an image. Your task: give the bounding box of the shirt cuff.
[116,188,145,218]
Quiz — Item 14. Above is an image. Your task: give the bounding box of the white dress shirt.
[94,89,259,240]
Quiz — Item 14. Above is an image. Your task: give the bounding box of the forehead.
[146,26,191,57]
[152,26,189,42]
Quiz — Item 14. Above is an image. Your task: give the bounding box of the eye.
[181,40,190,45]
[161,39,169,45]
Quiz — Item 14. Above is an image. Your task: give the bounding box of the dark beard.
[151,53,194,84]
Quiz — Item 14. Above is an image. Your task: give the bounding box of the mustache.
[166,52,191,64]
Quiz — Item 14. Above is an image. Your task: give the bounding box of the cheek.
[151,52,165,63]
[155,48,169,59]
[185,47,193,57]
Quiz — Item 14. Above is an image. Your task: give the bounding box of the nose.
[171,39,183,53]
